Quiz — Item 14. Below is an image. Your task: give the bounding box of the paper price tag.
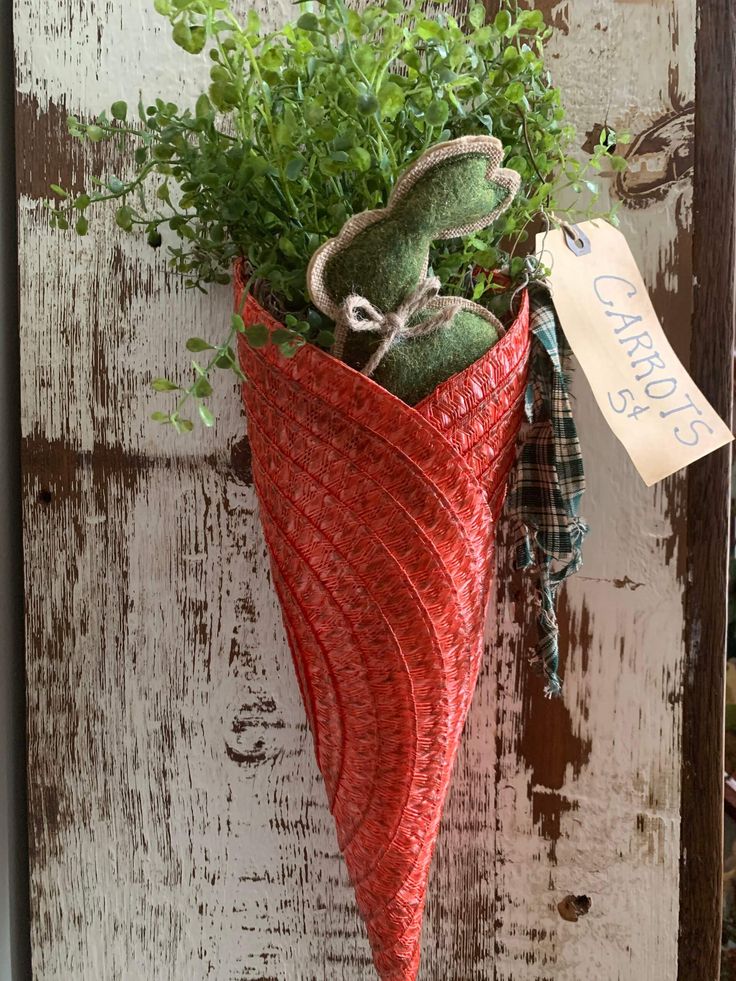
[538,220,732,486]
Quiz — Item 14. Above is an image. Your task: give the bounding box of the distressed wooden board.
[16,1,701,979]
[679,1,735,977]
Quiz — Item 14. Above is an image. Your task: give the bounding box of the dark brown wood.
[679,2,736,977]
[1,0,31,977]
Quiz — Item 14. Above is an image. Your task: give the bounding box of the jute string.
[333,276,460,377]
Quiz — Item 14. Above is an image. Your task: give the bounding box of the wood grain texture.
[16,1,704,979]
[679,1,736,978]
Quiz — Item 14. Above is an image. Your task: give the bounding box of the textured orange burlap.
[236,279,531,981]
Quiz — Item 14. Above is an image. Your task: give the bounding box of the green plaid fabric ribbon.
[506,284,588,698]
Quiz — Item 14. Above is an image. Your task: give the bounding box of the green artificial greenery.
[48,0,628,431]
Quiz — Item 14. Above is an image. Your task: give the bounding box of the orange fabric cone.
[237,281,530,980]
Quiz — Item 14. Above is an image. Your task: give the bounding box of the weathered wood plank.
[470,4,694,978]
[0,0,31,975]
[17,1,700,979]
[679,0,736,977]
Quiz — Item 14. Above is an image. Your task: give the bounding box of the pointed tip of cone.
[373,938,422,981]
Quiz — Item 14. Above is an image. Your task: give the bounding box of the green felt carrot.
[308,136,520,403]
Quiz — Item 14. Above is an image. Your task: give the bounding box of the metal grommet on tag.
[562,223,591,256]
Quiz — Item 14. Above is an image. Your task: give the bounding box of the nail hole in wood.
[558,894,592,922]
[37,488,53,504]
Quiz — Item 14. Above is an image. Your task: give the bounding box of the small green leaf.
[332,129,355,150]
[504,81,525,104]
[172,20,206,54]
[198,404,215,427]
[297,12,320,31]
[86,125,105,142]
[495,9,512,34]
[378,80,405,119]
[186,337,214,352]
[191,376,213,398]
[417,19,443,41]
[152,144,175,162]
[402,50,421,72]
[215,348,234,369]
[314,123,337,141]
[306,311,324,333]
[111,100,127,121]
[73,193,90,210]
[426,100,449,127]
[468,4,486,28]
[115,205,133,231]
[209,80,239,111]
[285,155,306,180]
[195,93,212,119]
[510,255,526,279]
[278,336,306,358]
[151,377,179,392]
[270,328,295,345]
[350,147,371,172]
[357,93,380,115]
[75,215,89,236]
[231,313,246,333]
[274,120,292,145]
[172,20,191,50]
[151,411,171,423]
[518,9,545,31]
[245,322,269,348]
[50,184,67,198]
[278,235,298,257]
[505,154,528,176]
[261,46,285,71]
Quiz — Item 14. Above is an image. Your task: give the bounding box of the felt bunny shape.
[307,135,521,404]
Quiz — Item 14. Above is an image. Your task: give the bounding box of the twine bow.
[333,276,460,377]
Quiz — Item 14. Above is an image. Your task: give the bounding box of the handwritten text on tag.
[538,220,732,486]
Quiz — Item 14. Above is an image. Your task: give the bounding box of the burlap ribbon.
[333,276,461,377]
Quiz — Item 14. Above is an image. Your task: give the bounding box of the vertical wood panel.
[679,1,736,977]
[1,0,31,975]
[16,1,706,979]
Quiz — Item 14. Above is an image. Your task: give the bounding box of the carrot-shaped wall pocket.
[237,136,534,981]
